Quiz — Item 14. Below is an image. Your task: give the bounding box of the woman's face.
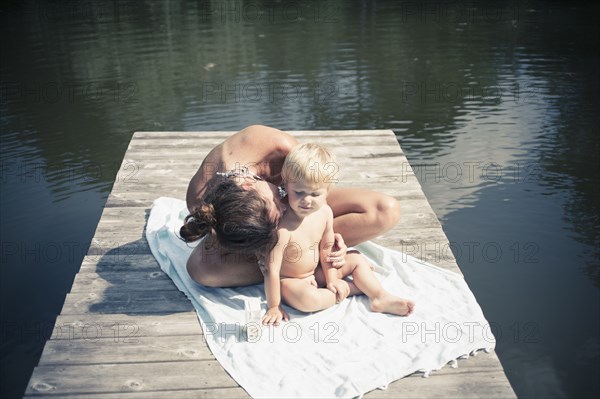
[243,180,286,222]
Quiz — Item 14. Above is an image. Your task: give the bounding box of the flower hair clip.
[278,185,287,199]
[216,166,264,182]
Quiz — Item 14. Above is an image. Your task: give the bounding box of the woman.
[182,125,400,287]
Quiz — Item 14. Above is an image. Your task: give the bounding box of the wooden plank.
[25,387,250,398]
[365,351,515,398]
[70,271,176,293]
[125,136,399,150]
[26,361,239,395]
[61,290,194,315]
[38,335,214,365]
[50,313,202,340]
[79,255,161,273]
[132,129,394,139]
[115,145,406,162]
[90,229,150,241]
[26,354,509,398]
[86,241,151,256]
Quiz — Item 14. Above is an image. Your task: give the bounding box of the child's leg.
[344,253,415,316]
[280,277,337,313]
[314,252,363,297]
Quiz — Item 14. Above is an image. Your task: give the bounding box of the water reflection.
[1,1,598,398]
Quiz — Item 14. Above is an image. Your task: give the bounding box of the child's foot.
[370,293,415,316]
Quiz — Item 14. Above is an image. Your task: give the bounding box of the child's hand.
[327,279,350,303]
[262,305,289,326]
[327,233,347,269]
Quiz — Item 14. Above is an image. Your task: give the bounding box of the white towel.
[146,197,495,398]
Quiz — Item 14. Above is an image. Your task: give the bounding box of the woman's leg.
[186,236,263,287]
[327,188,400,246]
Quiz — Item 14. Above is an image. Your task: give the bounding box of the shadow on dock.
[65,208,195,316]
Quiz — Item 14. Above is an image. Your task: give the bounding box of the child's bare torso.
[278,207,327,279]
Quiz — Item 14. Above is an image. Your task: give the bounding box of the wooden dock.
[25,130,516,398]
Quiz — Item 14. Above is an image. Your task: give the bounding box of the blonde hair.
[282,143,338,187]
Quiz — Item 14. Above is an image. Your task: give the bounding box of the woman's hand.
[327,233,347,269]
[262,305,289,326]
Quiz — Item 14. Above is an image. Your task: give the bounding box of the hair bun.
[180,202,217,242]
[198,203,216,226]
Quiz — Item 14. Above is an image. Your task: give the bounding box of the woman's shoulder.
[239,124,293,139]
[230,125,298,153]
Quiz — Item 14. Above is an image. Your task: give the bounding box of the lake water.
[1,1,598,397]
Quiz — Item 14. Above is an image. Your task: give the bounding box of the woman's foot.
[370,293,415,316]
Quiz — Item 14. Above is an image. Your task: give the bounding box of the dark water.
[1,1,598,398]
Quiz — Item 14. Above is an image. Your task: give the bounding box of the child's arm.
[262,229,290,326]
[319,206,350,302]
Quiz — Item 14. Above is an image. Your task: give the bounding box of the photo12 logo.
[399,241,539,264]
[0,160,139,184]
[2,2,142,24]
[399,320,539,344]
[202,321,340,344]
[0,321,139,343]
[0,239,148,264]
[197,1,339,23]
[0,81,138,105]
[399,81,540,105]
[198,81,338,104]
[401,161,542,184]
[398,2,520,24]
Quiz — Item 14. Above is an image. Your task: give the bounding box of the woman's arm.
[320,206,350,302]
[319,206,337,282]
[227,125,298,184]
[262,229,290,326]
[187,125,298,211]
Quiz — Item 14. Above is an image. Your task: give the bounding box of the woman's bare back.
[186,125,298,211]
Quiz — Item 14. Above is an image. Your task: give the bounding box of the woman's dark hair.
[180,177,278,254]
